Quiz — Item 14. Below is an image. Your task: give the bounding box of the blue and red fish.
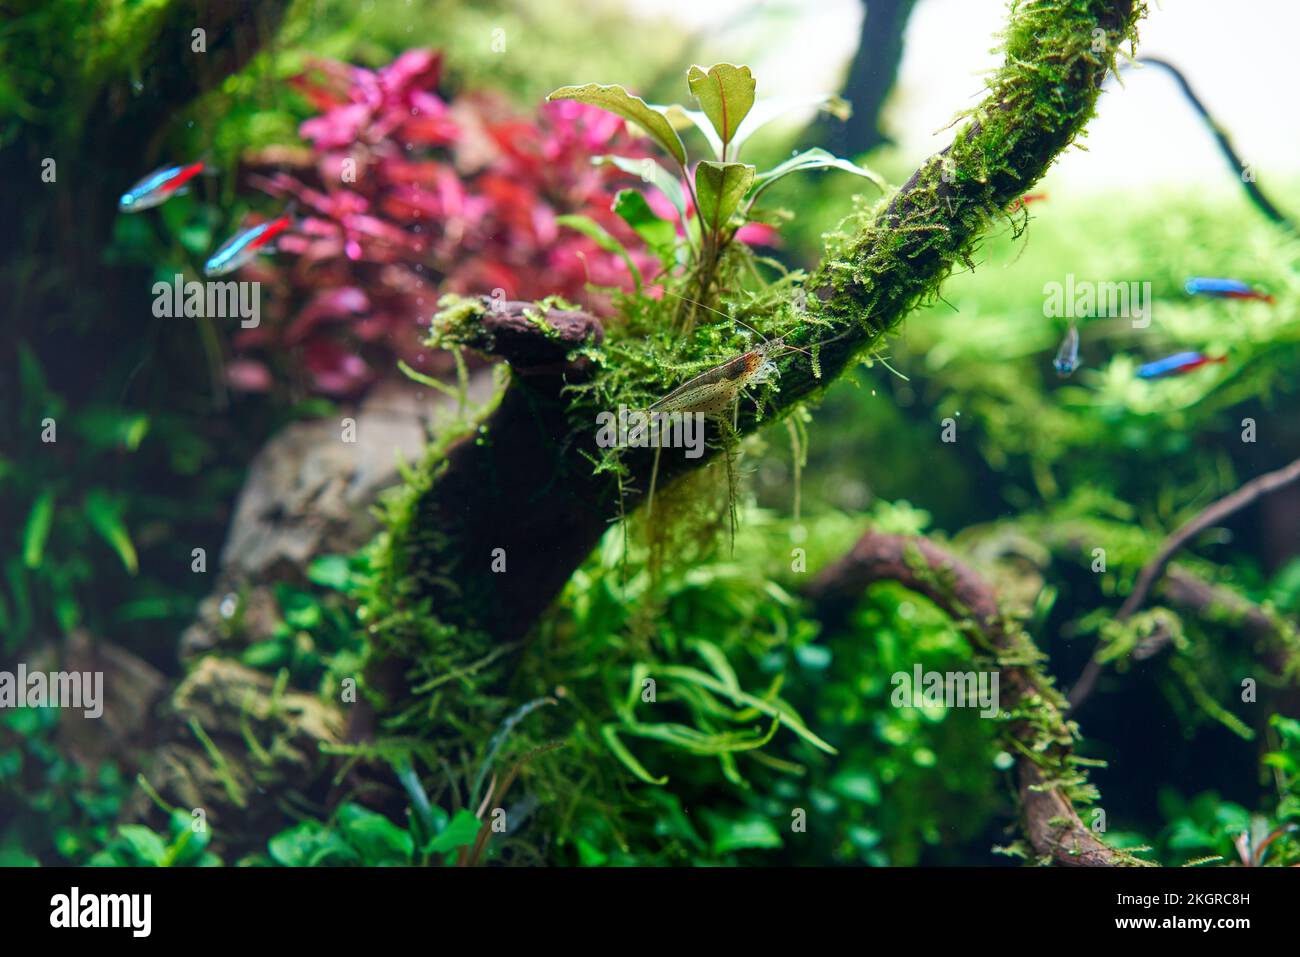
[1136,351,1226,379]
[204,208,297,277]
[1008,192,1047,211]
[118,162,209,213]
[1184,277,1274,304]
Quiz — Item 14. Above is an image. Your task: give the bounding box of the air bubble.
[219,593,238,619]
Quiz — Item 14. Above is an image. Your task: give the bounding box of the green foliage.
[90,810,221,867]
[497,507,1010,865]
[0,706,132,865]
[1155,787,1298,867]
[265,803,434,867]
[548,83,687,165]
[238,569,366,697]
[547,61,884,318]
[0,343,235,648]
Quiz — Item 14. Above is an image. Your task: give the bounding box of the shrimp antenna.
[660,289,814,357]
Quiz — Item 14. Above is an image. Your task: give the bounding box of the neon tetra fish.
[118,162,209,213]
[1053,322,1080,376]
[1008,192,1047,211]
[204,208,296,277]
[1184,277,1274,304]
[1136,351,1226,379]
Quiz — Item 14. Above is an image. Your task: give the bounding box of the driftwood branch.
[382,0,1143,663]
[450,299,603,373]
[1070,455,1300,707]
[807,531,1127,866]
[1141,566,1296,670]
[1124,58,1297,235]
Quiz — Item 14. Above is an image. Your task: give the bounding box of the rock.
[180,370,494,660]
[130,657,346,856]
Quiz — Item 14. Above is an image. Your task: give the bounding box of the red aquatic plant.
[231,49,661,396]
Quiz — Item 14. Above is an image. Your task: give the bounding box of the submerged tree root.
[807,530,1141,866]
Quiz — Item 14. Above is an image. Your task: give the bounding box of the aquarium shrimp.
[1184,277,1274,304]
[648,337,791,417]
[1053,321,1080,376]
[642,292,844,539]
[118,161,210,213]
[204,206,297,277]
[650,292,842,418]
[1136,351,1226,379]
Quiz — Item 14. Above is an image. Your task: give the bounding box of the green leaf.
[17,341,47,403]
[84,490,137,575]
[612,190,676,267]
[427,808,482,854]
[692,640,740,694]
[307,555,352,591]
[750,147,886,204]
[116,825,167,866]
[275,585,320,629]
[269,821,361,867]
[397,359,460,398]
[658,665,837,754]
[22,491,55,569]
[830,769,881,805]
[731,93,851,155]
[592,155,687,224]
[602,724,669,785]
[686,63,755,157]
[555,214,643,293]
[576,837,608,866]
[694,162,755,235]
[241,640,288,670]
[702,811,782,855]
[653,104,723,163]
[546,84,686,165]
[338,803,414,865]
[120,413,150,451]
[165,810,212,867]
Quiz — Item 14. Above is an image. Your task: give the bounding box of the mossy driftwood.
[369,0,1144,661]
[806,530,1143,866]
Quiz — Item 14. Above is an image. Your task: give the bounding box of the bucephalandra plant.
[548,63,886,333]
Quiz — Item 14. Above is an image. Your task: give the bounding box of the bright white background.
[630,0,1300,194]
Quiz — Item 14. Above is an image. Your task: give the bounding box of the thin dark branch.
[1123,58,1297,235]
[1140,566,1296,669]
[1069,456,1300,707]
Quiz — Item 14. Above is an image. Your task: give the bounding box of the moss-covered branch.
[806,530,1142,866]
[364,0,1144,731]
